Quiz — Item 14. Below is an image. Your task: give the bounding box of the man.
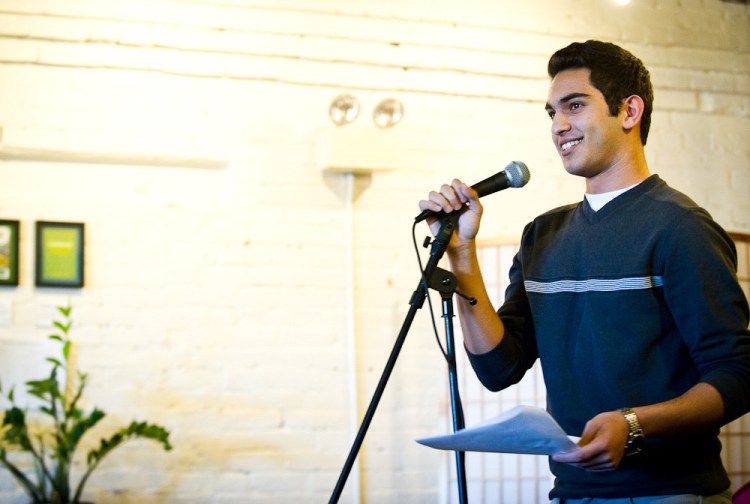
[418,40,750,502]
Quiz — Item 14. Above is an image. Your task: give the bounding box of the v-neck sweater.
[468,174,750,499]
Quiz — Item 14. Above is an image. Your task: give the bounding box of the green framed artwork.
[0,220,20,286]
[35,221,85,288]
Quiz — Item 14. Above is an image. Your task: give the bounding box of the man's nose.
[551,113,571,136]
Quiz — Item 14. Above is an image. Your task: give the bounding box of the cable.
[412,220,449,362]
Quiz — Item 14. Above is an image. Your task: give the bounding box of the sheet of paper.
[417,405,580,456]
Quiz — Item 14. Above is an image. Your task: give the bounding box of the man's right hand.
[418,179,484,252]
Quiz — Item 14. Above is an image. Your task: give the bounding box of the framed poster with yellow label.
[0,220,20,286]
[35,221,84,288]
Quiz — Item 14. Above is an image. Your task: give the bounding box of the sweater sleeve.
[659,208,750,424]
[466,236,539,392]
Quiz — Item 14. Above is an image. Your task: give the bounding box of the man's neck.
[585,149,650,194]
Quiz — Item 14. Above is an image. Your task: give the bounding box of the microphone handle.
[415,171,509,223]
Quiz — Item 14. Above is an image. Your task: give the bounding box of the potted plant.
[0,305,172,503]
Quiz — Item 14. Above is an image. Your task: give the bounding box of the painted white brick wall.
[0,0,748,502]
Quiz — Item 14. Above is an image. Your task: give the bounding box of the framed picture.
[35,221,85,288]
[0,220,20,286]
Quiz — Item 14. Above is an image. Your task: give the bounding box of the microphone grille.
[505,161,531,188]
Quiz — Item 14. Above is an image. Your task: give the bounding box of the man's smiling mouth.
[561,139,581,152]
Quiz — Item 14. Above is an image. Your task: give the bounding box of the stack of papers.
[416,405,580,456]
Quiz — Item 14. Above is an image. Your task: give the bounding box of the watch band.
[618,407,644,456]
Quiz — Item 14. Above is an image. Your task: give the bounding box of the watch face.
[625,433,645,456]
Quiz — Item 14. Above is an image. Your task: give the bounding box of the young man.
[418,40,750,502]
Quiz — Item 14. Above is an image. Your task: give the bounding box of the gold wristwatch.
[618,407,644,456]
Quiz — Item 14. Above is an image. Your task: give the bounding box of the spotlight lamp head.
[373,98,404,128]
[329,94,361,126]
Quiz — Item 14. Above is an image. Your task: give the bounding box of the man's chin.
[561,161,588,177]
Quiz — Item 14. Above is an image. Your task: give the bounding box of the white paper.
[417,405,580,456]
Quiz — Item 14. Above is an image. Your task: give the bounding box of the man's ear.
[621,95,645,133]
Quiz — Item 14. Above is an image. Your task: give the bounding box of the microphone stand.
[329,212,469,504]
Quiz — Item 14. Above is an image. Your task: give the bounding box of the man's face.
[545,68,626,182]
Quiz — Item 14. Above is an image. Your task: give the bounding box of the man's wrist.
[446,239,477,264]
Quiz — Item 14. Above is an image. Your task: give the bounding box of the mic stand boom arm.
[329,212,469,504]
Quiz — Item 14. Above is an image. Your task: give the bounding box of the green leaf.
[2,406,25,427]
[1,407,34,452]
[53,321,71,334]
[86,421,172,466]
[68,408,105,446]
[46,358,63,367]
[26,378,57,394]
[57,305,71,317]
[40,406,56,418]
[48,335,63,343]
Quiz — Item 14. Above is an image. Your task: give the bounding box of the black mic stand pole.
[329,212,468,504]
[426,260,469,504]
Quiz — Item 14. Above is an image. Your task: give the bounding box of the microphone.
[415,161,530,222]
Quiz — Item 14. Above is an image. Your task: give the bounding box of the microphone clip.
[423,266,476,306]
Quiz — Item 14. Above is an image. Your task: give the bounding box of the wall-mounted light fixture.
[319,95,408,173]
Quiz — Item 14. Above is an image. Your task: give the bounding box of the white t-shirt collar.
[585,182,642,211]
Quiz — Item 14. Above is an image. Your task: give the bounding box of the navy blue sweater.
[468,175,750,498]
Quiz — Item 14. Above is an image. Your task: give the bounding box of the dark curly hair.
[548,40,654,145]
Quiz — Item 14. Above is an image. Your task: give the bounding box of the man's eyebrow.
[545,92,592,111]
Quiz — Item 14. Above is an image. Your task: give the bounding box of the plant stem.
[0,456,45,502]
